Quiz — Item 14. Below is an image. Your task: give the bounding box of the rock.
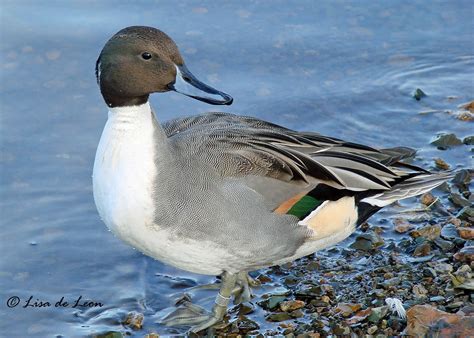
[434,158,450,170]
[238,302,255,316]
[280,300,305,312]
[258,295,286,310]
[449,193,471,208]
[393,218,413,233]
[459,100,474,112]
[346,308,372,324]
[122,312,144,330]
[410,224,441,241]
[456,111,474,121]
[406,304,474,337]
[420,193,436,206]
[412,284,428,298]
[413,242,431,256]
[430,133,463,150]
[367,325,378,335]
[454,246,474,263]
[463,135,474,145]
[266,312,292,322]
[350,232,384,251]
[429,296,445,302]
[235,316,259,331]
[436,237,454,251]
[290,309,304,318]
[321,295,331,303]
[332,323,351,335]
[441,223,461,240]
[413,88,427,100]
[368,306,389,323]
[457,206,474,222]
[433,262,453,273]
[335,303,362,317]
[458,227,474,240]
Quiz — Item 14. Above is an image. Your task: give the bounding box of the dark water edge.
[1,0,473,336]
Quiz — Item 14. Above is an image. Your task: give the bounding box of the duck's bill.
[169,64,233,105]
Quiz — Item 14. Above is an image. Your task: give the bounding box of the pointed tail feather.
[360,172,453,208]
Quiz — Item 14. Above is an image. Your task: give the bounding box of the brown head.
[96,26,233,107]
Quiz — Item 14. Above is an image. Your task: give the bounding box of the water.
[1,0,472,336]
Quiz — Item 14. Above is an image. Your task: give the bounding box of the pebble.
[441,223,460,240]
[458,227,474,240]
[393,218,413,233]
[265,312,292,322]
[454,246,474,262]
[430,133,463,150]
[368,325,378,335]
[429,295,445,302]
[235,317,259,331]
[122,312,144,330]
[434,158,450,170]
[410,224,441,241]
[413,88,427,100]
[412,284,428,298]
[368,306,388,323]
[420,193,436,206]
[457,206,474,222]
[335,303,362,317]
[413,242,431,256]
[463,135,474,145]
[258,295,286,310]
[280,300,305,312]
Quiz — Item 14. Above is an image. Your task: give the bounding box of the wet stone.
[235,316,259,332]
[368,306,389,323]
[238,302,255,316]
[434,158,450,170]
[393,218,413,233]
[454,246,474,262]
[449,193,471,208]
[420,193,436,206]
[368,325,378,335]
[335,303,362,317]
[463,135,474,145]
[410,224,441,241]
[434,237,455,251]
[265,312,292,322]
[350,232,384,251]
[413,88,427,100]
[457,206,474,222]
[441,223,461,240]
[122,312,144,330]
[413,242,431,257]
[429,295,445,302]
[430,133,463,150]
[458,227,474,240]
[280,300,305,312]
[332,323,351,335]
[258,295,286,310]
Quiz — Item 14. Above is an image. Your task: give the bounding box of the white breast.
[92,102,231,275]
[93,102,157,247]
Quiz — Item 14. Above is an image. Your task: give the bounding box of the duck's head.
[96,26,233,108]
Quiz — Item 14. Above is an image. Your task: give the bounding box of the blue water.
[1,1,472,336]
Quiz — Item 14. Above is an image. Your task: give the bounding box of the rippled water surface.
[1,1,472,336]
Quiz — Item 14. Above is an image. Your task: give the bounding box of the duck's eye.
[141,52,152,60]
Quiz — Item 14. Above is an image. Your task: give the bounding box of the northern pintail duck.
[93,26,450,332]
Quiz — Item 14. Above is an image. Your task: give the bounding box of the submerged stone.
[413,88,427,100]
[430,133,463,150]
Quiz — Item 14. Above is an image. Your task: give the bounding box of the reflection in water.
[0,0,472,336]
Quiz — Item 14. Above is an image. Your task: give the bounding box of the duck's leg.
[189,271,237,332]
[161,271,238,333]
[233,271,260,304]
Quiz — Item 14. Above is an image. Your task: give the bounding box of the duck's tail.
[356,171,452,225]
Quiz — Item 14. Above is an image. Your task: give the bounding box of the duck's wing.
[162,112,425,209]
